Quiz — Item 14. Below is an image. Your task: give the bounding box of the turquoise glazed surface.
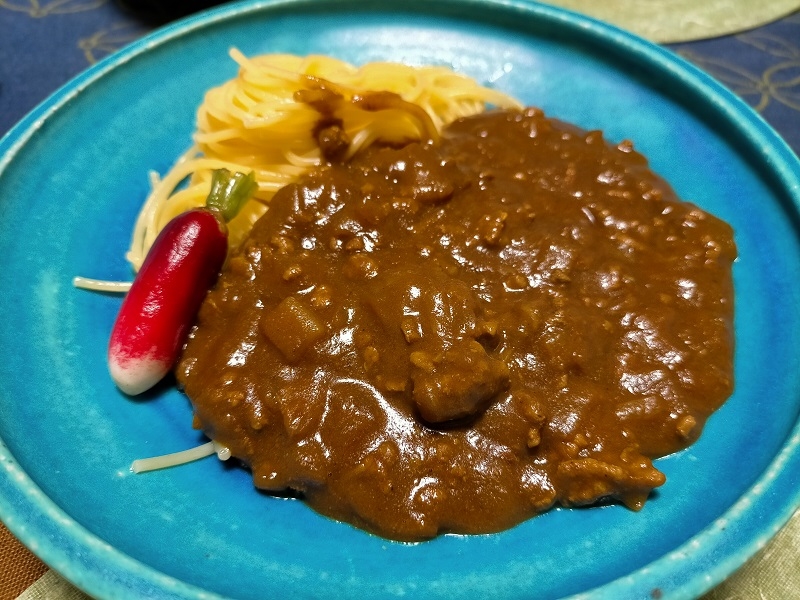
[1,1,799,598]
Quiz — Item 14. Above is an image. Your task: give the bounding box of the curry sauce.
[176,108,735,541]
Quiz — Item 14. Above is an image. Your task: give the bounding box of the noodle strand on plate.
[126,50,522,270]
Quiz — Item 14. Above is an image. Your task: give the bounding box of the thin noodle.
[130,441,231,473]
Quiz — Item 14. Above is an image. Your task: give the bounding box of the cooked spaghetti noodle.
[126,50,522,270]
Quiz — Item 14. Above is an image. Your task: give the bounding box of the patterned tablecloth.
[0,1,799,598]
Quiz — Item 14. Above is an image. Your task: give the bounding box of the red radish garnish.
[108,169,256,395]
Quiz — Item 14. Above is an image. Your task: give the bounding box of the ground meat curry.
[176,107,736,541]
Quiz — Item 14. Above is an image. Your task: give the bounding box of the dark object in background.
[118,0,225,23]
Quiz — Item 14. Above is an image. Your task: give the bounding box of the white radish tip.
[109,355,168,396]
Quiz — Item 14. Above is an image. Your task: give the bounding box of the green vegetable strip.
[206,169,258,222]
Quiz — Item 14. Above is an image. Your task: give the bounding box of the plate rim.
[1,0,799,598]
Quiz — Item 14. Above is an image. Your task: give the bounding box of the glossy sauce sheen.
[177,108,736,541]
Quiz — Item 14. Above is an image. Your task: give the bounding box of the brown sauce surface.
[176,108,736,541]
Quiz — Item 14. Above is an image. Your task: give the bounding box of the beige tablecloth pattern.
[543,0,800,42]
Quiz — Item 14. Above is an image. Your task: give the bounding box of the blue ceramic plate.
[1,1,799,598]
